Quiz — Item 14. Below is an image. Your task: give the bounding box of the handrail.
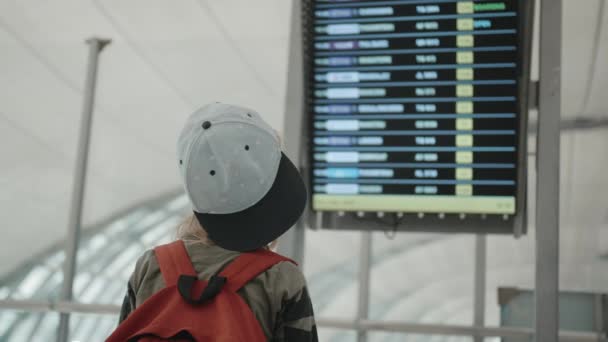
[316,318,606,341]
[1,300,604,341]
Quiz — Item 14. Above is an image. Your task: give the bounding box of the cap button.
[202,121,212,129]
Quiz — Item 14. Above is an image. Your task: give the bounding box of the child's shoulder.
[129,244,308,294]
[267,257,304,278]
[256,256,308,295]
[129,249,159,286]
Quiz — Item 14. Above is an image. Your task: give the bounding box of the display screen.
[308,0,524,215]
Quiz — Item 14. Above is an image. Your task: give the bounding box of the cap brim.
[194,152,307,252]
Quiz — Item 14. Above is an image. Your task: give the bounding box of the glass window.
[368,332,473,342]
[317,327,357,342]
[0,310,58,342]
[68,313,117,342]
[73,194,189,305]
[370,232,475,326]
[304,229,362,319]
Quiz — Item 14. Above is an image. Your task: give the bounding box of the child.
[114,103,317,341]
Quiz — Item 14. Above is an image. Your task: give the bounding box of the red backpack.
[107,240,295,342]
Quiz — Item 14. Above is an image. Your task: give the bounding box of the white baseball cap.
[177,103,307,251]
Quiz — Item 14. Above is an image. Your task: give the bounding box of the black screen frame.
[299,0,534,235]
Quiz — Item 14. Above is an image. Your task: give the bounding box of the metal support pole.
[536,0,561,340]
[279,0,307,264]
[473,234,487,342]
[57,37,110,342]
[357,231,373,342]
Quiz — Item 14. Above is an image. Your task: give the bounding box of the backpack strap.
[154,240,197,287]
[220,249,296,292]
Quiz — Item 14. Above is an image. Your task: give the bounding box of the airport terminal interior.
[0,0,607,341]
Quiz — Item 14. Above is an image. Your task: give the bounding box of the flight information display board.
[305,0,530,218]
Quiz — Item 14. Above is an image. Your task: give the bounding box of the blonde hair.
[175,213,279,250]
[175,214,213,245]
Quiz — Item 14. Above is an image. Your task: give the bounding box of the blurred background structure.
[0,0,607,341]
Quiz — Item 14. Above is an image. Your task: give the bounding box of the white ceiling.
[0,0,607,277]
[0,0,293,275]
